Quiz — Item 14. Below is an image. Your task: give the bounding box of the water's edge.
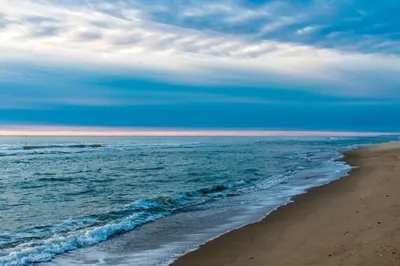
[167,144,364,265]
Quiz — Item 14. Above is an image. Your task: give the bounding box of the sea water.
[0,136,398,266]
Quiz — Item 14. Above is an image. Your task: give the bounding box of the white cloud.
[0,0,399,99]
[297,25,320,35]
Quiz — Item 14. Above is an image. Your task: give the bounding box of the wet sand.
[172,142,400,266]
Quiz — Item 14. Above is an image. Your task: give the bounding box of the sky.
[0,0,400,134]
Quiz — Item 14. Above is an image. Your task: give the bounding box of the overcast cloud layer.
[0,0,399,131]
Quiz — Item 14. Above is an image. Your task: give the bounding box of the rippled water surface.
[0,136,397,266]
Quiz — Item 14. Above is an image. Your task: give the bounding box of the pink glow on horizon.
[0,125,394,137]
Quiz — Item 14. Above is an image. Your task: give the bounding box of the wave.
[138,142,204,148]
[128,166,165,172]
[0,153,17,157]
[127,180,248,211]
[0,212,165,266]
[0,180,249,266]
[37,177,75,182]
[22,144,103,150]
[0,142,208,154]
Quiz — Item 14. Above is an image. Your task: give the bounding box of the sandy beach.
[172,141,400,266]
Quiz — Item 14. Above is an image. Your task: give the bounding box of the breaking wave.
[0,180,249,266]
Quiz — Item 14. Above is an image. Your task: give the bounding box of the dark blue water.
[0,136,398,266]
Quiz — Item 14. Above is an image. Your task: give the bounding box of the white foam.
[0,213,166,266]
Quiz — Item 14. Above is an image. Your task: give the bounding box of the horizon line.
[0,126,397,137]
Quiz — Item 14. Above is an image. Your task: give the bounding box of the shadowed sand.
[171,142,400,266]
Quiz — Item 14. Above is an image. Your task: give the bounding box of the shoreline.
[171,142,400,266]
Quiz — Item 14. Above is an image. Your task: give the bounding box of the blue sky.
[0,0,399,132]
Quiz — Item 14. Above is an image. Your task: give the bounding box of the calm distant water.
[0,136,398,266]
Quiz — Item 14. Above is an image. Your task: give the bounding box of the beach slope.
[172,142,400,266]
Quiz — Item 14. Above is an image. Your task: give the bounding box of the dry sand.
[171,142,400,266]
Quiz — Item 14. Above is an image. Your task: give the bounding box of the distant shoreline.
[171,141,400,266]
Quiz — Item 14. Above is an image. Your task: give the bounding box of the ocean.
[0,135,398,266]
